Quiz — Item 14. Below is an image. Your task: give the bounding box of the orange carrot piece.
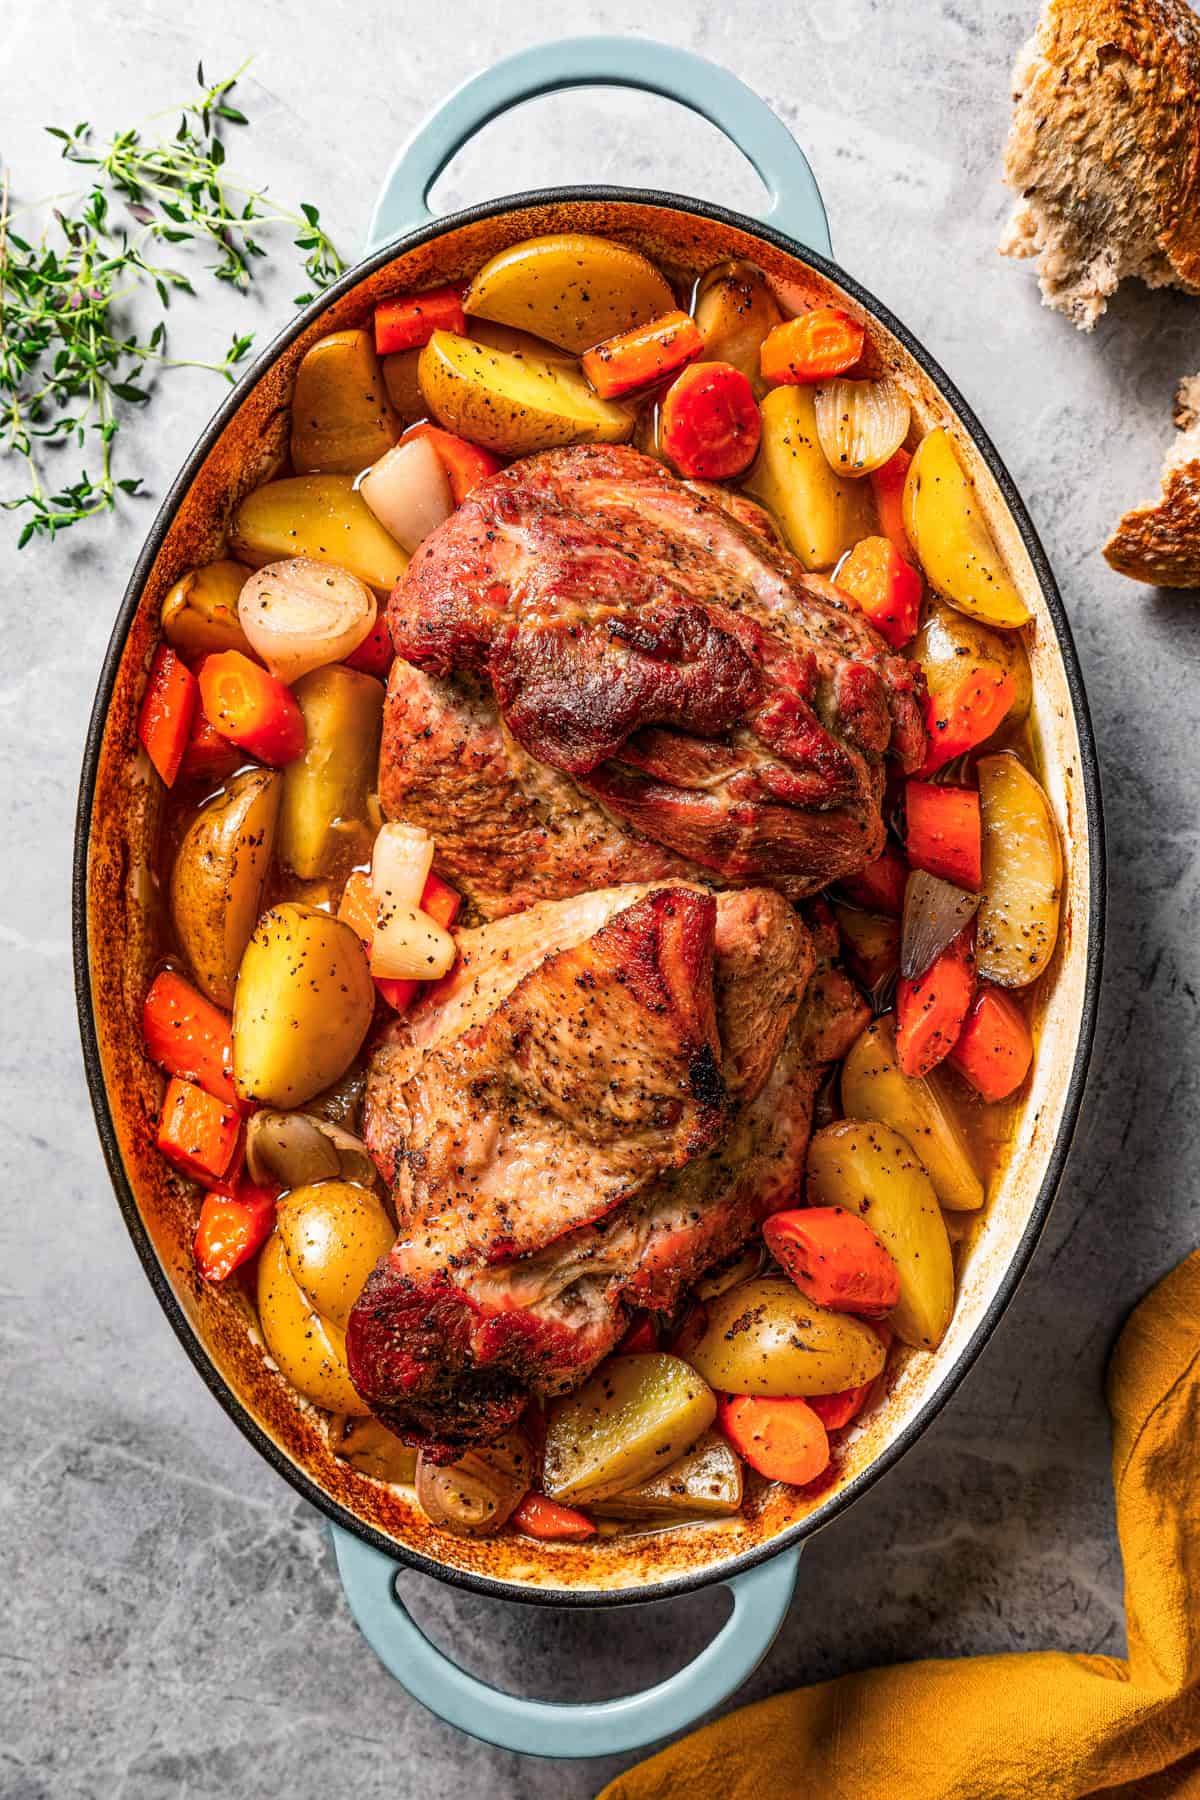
[918,667,1015,777]
[759,307,864,385]
[343,617,393,678]
[178,711,242,785]
[340,868,462,1013]
[837,842,908,916]
[837,535,922,650]
[374,285,466,354]
[400,422,503,503]
[763,1206,901,1316]
[198,651,306,767]
[948,986,1033,1102]
[138,644,197,787]
[905,780,983,890]
[143,970,238,1107]
[718,1394,830,1485]
[193,1179,278,1282]
[581,309,704,399]
[869,447,913,559]
[896,922,977,1078]
[834,907,900,992]
[512,1492,597,1542]
[660,361,761,480]
[156,1075,241,1186]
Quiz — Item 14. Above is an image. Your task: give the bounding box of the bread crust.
[1000,0,1200,328]
[1104,375,1200,586]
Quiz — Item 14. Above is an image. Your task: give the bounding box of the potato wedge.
[279,665,384,880]
[230,475,408,593]
[903,429,1031,628]
[291,329,399,475]
[591,1430,743,1521]
[233,905,374,1107]
[418,331,633,457]
[911,601,1032,728]
[543,1354,716,1505]
[275,1181,395,1330]
[693,260,781,394]
[688,1277,886,1397]
[806,1121,955,1349]
[841,1015,984,1211]
[161,560,252,660]
[257,1234,368,1415]
[170,767,281,1008]
[466,317,577,363]
[464,233,675,353]
[381,349,424,423]
[744,386,873,569]
[329,1414,417,1484]
[976,752,1062,986]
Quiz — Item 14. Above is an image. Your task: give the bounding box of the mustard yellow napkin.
[600,1252,1200,1800]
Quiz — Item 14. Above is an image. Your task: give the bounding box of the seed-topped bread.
[1104,375,1200,586]
[999,0,1200,330]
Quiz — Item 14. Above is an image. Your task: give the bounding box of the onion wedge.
[359,435,454,553]
[814,378,909,477]
[901,869,981,982]
[237,558,376,684]
[369,823,456,980]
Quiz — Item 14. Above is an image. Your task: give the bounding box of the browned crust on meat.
[1000,0,1200,328]
[1104,373,1200,587]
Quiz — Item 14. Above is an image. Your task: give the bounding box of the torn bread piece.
[999,0,1200,329]
[1104,375,1200,586]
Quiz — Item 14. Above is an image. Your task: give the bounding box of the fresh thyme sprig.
[0,64,344,546]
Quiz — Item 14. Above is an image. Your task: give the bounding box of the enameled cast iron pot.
[74,37,1106,1760]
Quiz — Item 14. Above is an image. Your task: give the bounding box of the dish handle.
[365,36,831,259]
[331,1523,800,1758]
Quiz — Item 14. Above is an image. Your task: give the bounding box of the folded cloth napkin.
[599,1252,1200,1800]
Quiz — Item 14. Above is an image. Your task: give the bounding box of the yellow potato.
[692,260,782,392]
[976,752,1062,987]
[169,767,281,1008]
[466,317,577,363]
[291,329,399,475]
[233,905,375,1107]
[463,233,675,353]
[903,429,1031,628]
[841,1015,984,1211]
[418,331,633,457]
[381,349,425,423]
[806,1121,955,1349]
[543,1355,716,1505]
[275,1181,394,1331]
[161,559,253,660]
[744,386,873,569]
[279,665,385,880]
[689,1277,886,1397]
[257,1234,369,1415]
[911,601,1032,727]
[230,475,408,593]
[591,1429,743,1521]
[329,1414,418,1484]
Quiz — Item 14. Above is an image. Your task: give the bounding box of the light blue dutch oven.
[76,33,1105,1768]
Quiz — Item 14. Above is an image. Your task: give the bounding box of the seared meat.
[346,882,865,1458]
[386,445,925,902]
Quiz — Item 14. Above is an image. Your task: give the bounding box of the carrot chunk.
[717,1394,830,1485]
[837,535,922,650]
[343,617,394,678]
[660,361,761,480]
[948,986,1033,1102]
[919,667,1015,777]
[193,1178,278,1282]
[143,970,238,1107]
[400,422,503,504]
[896,922,977,1078]
[178,711,242,785]
[763,1206,901,1316]
[759,307,864,385]
[198,651,306,766]
[905,780,983,890]
[374,286,466,355]
[137,644,197,787]
[581,310,704,399]
[512,1492,596,1542]
[155,1075,241,1186]
[870,447,913,559]
[837,842,908,916]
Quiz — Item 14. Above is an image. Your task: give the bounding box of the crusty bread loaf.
[1000,0,1200,329]
[1104,375,1200,585]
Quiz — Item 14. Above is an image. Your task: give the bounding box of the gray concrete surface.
[2,2,1198,1794]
